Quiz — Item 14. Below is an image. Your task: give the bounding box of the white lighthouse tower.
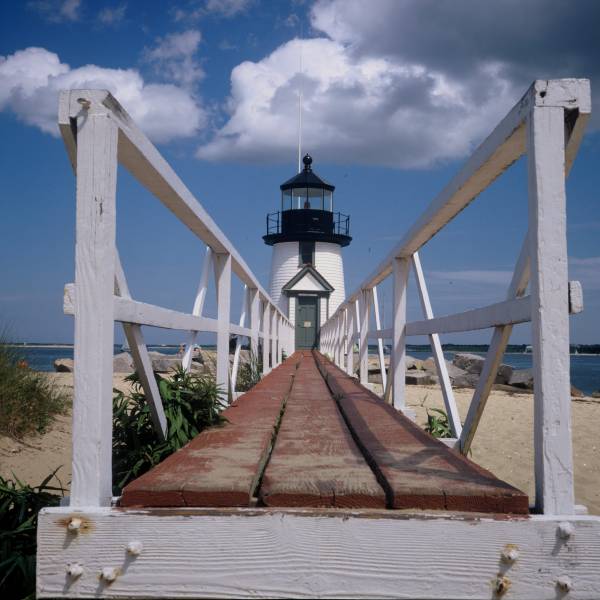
[264,154,351,349]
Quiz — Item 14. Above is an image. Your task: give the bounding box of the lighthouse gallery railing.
[320,79,590,516]
[58,89,294,508]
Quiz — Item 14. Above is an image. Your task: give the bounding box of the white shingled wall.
[269,240,346,329]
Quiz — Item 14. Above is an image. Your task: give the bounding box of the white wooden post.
[345,305,354,376]
[372,286,387,393]
[277,315,283,364]
[262,301,271,375]
[527,105,574,515]
[250,288,260,360]
[359,289,371,386]
[230,285,249,393]
[114,255,167,440]
[411,252,461,437]
[391,258,409,411]
[214,253,232,398]
[182,246,213,371]
[71,111,118,507]
[270,306,277,367]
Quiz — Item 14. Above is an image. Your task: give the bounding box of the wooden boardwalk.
[121,351,528,514]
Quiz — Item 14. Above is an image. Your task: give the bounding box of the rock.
[54,358,74,372]
[422,356,468,382]
[592,390,600,399]
[496,363,514,385]
[405,371,435,385]
[452,353,485,374]
[571,385,585,398]
[148,351,182,373]
[508,368,534,390]
[421,357,436,372]
[452,373,480,388]
[405,355,423,370]
[113,352,133,373]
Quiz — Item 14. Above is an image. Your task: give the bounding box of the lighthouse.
[264,154,351,349]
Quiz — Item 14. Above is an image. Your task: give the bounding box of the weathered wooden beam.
[214,253,232,398]
[37,507,600,599]
[372,286,387,392]
[391,258,409,411]
[412,252,461,438]
[406,295,531,336]
[114,255,167,440]
[358,289,371,386]
[528,105,574,515]
[70,110,118,507]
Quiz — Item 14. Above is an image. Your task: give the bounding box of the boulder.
[496,363,514,385]
[148,351,182,373]
[592,390,600,399]
[405,355,423,370]
[508,368,534,390]
[452,353,485,374]
[113,352,134,373]
[452,373,480,388]
[571,385,585,398]
[405,371,435,385]
[422,356,468,382]
[54,358,74,372]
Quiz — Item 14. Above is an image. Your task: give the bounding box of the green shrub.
[0,343,67,439]
[0,470,64,600]
[425,408,453,438]
[112,367,226,494]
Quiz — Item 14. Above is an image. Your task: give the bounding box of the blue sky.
[1,0,599,345]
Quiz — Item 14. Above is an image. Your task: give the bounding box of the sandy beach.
[1,373,598,514]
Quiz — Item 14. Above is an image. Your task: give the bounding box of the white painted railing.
[59,89,294,507]
[320,79,591,516]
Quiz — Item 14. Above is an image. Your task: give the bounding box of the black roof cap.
[280,154,335,192]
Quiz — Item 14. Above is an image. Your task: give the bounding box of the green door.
[295,296,319,349]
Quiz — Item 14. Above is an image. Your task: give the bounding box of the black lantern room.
[263,154,351,247]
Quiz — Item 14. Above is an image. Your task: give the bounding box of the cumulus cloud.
[28,0,81,22]
[198,0,599,167]
[197,37,517,167]
[0,47,205,143]
[143,30,204,90]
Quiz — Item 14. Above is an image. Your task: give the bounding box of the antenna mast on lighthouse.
[297,27,303,173]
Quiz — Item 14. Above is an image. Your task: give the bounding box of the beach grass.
[0,340,68,440]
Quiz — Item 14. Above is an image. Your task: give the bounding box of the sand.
[1,373,598,515]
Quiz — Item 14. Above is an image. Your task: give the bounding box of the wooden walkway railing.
[320,79,591,516]
[58,89,294,507]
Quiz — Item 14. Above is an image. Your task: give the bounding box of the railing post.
[71,110,118,507]
[372,286,387,392]
[262,300,270,375]
[214,253,232,398]
[270,305,277,367]
[527,104,574,515]
[392,257,409,411]
[250,288,260,361]
[346,304,354,376]
[359,289,371,386]
[277,315,283,364]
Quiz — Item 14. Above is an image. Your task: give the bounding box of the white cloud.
[0,47,205,143]
[198,0,599,167]
[28,0,81,22]
[143,30,203,90]
[205,0,251,17]
[197,37,517,167]
[98,3,127,26]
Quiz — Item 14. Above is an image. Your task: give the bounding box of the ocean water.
[10,345,600,396]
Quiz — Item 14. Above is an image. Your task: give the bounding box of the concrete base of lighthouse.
[268,241,346,350]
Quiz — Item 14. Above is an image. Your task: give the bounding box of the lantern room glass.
[281,188,333,212]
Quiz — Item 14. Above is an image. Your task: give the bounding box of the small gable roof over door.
[282,265,334,294]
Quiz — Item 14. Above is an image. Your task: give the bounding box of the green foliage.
[236,349,263,392]
[425,408,453,439]
[0,470,64,600]
[112,367,226,494]
[0,342,67,439]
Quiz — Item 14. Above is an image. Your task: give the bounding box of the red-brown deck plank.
[313,351,529,514]
[120,353,302,507]
[259,351,386,508]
